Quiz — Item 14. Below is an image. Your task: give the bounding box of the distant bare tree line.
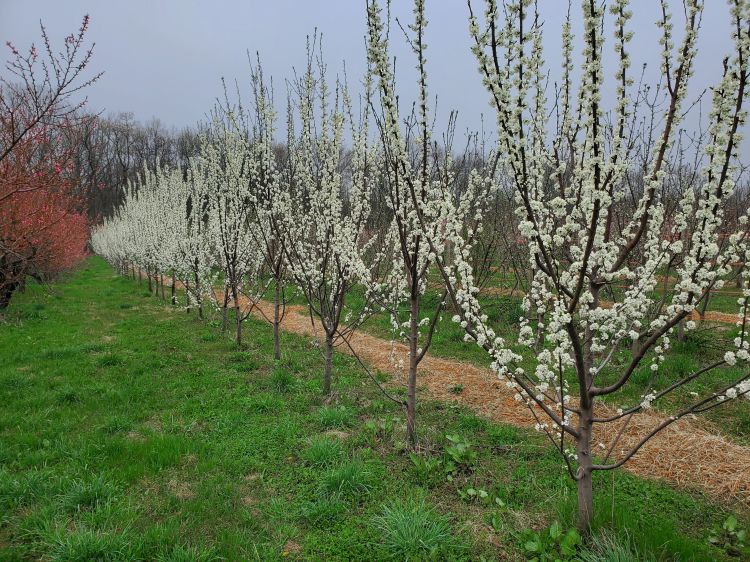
[68,112,201,219]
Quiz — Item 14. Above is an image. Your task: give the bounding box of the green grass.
[317,405,356,429]
[374,495,465,560]
[300,436,346,467]
[0,257,748,560]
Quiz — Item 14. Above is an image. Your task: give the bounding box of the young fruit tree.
[240,65,290,361]
[180,161,217,318]
[0,16,99,308]
[0,132,88,308]
[280,48,380,395]
[199,113,261,346]
[412,0,750,530]
[365,0,493,445]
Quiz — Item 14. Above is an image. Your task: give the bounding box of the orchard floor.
[246,302,750,505]
[1,257,749,561]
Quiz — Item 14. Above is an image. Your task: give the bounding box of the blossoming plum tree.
[408,0,750,530]
[280,47,381,395]
[366,0,493,445]
[197,113,262,345]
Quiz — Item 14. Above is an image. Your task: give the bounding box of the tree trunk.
[233,284,242,347]
[147,270,153,293]
[171,272,176,305]
[160,273,165,301]
[185,281,191,313]
[406,294,419,447]
[194,270,203,319]
[0,281,18,310]
[323,331,334,395]
[138,268,142,284]
[273,280,281,360]
[576,408,594,533]
[222,286,230,332]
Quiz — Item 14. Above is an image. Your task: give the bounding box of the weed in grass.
[98,416,133,435]
[361,416,397,446]
[408,453,443,488]
[96,353,124,367]
[519,521,582,561]
[269,365,295,393]
[301,436,345,467]
[444,434,477,476]
[709,515,748,558]
[448,384,464,394]
[373,496,465,560]
[244,392,283,413]
[318,405,355,428]
[457,486,490,503]
[298,496,348,525]
[320,459,374,499]
[60,474,118,514]
[579,530,653,562]
[57,386,81,404]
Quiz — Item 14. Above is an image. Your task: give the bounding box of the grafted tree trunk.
[170,272,176,305]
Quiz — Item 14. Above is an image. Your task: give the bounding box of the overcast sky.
[1,1,742,155]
